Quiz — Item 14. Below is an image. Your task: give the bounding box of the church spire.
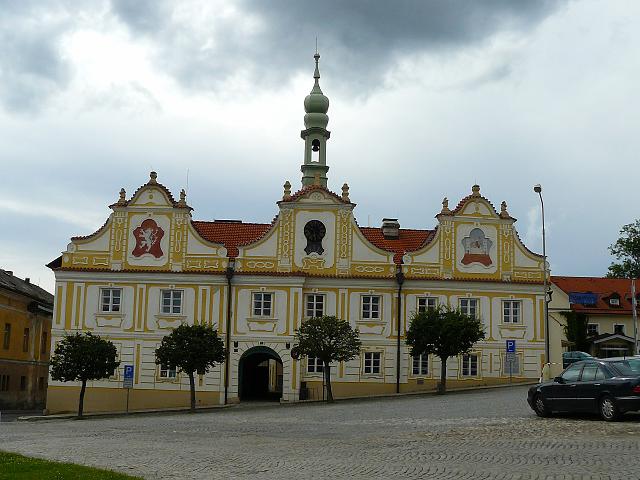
[300,52,330,187]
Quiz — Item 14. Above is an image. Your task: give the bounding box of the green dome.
[304,53,329,116]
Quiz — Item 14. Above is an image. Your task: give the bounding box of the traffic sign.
[506,340,516,353]
[123,365,134,389]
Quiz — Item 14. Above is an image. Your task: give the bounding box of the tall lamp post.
[534,184,551,366]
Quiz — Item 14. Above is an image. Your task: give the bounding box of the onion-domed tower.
[300,52,331,187]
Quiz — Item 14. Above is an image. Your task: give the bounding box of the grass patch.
[0,451,142,479]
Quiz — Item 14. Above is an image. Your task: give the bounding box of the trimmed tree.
[406,306,485,394]
[561,311,591,352]
[155,324,225,412]
[291,316,361,403]
[607,219,640,278]
[50,332,120,419]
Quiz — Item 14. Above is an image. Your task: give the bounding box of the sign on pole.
[123,365,134,389]
[505,340,518,379]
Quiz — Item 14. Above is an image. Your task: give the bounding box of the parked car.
[528,358,640,421]
[562,351,593,368]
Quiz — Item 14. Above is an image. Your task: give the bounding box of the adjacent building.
[551,276,639,358]
[0,269,53,410]
[46,55,548,414]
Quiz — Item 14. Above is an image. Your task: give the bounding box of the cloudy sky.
[1,0,638,293]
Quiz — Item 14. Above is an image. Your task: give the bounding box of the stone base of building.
[46,386,221,415]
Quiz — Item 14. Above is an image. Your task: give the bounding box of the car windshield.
[609,359,640,376]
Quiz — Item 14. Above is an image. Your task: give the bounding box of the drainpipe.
[224,258,235,404]
[395,263,405,394]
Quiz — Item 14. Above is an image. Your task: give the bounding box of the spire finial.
[440,197,452,214]
[342,183,350,202]
[283,181,292,200]
[149,171,158,185]
[118,188,127,205]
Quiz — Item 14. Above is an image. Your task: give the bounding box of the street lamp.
[534,184,551,367]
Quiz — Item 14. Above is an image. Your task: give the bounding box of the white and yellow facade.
[46,55,548,414]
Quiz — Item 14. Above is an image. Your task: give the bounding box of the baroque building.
[46,54,547,414]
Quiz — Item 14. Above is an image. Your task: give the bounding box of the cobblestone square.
[2,386,640,479]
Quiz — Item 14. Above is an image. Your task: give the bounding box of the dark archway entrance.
[239,346,283,401]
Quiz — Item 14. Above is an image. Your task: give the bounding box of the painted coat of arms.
[461,228,492,266]
[132,219,164,258]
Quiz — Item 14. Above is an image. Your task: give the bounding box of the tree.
[561,311,591,352]
[607,219,640,278]
[50,332,120,419]
[406,306,485,394]
[155,324,225,412]
[291,316,361,403]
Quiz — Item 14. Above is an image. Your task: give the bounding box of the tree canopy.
[561,311,591,352]
[155,324,225,411]
[292,316,361,402]
[607,219,640,278]
[50,332,120,418]
[406,306,485,393]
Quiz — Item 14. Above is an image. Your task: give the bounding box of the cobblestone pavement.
[2,386,640,479]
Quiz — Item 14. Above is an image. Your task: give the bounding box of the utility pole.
[632,278,638,355]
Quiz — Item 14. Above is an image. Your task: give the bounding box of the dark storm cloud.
[0,1,72,112]
[110,0,564,94]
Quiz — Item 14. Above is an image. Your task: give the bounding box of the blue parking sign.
[124,365,134,379]
[506,340,516,353]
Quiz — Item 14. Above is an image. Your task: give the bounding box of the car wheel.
[533,394,551,418]
[599,396,620,422]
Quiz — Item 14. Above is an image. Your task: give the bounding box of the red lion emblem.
[132,219,164,258]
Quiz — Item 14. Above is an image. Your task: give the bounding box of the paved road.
[1,386,640,479]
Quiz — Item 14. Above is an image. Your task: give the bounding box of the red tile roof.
[552,276,640,315]
[192,220,273,257]
[359,227,436,264]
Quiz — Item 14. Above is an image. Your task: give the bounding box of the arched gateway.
[238,346,283,401]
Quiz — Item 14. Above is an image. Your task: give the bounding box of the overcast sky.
[1,0,638,293]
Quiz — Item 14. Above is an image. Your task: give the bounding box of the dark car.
[562,351,593,368]
[528,358,640,421]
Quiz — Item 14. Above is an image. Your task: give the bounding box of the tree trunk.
[324,362,334,403]
[189,372,196,412]
[438,356,448,394]
[78,379,87,419]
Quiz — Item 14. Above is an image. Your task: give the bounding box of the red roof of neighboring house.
[359,227,436,264]
[551,276,640,315]
[192,220,273,257]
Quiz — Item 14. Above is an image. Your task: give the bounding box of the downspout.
[224,258,235,404]
[395,262,405,394]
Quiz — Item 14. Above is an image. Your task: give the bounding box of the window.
[363,352,381,374]
[307,356,324,374]
[362,296,381,319]
[461,354,478,377]
[40,331,48,355]
[580,363,608,382]
[412,354,429,376]
[417,297,437,313]
[587,323,599,336]
[561,363,583,382]
[161,290,183,314]
[38,377,45,391]
[252,292,273,317]
[0,375,9,391]
[3,323,10,349]
[609,298,620,306]
[20,376,26,391]
[614,324,625,335]
[306,294,325,318]
[22,328,30,352]
[159,364,177,378]
[459,298,478,319]
[502,300,520,324]
[101,288,122,313]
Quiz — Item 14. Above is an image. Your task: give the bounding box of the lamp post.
[534,184,551,366]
